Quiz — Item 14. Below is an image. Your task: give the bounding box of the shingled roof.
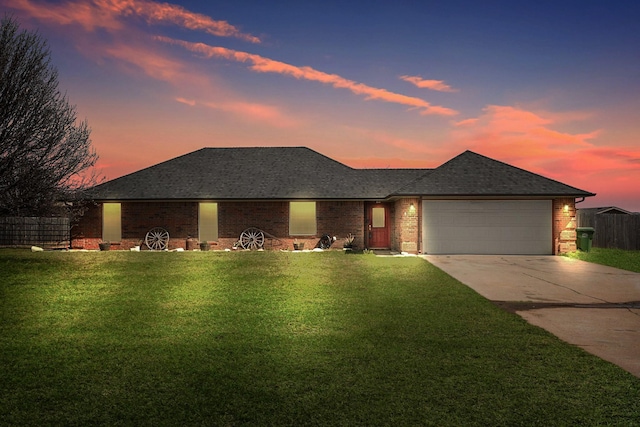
[90,147,593,200]
[393,150,594,197]
[90,147,426,200]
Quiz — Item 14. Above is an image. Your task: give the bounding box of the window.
[289,201,316,235]
[103,203,121,242]
[199,202,218,241]
[372,206,385,228]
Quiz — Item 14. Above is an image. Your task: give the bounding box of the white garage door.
[422,200,552,255]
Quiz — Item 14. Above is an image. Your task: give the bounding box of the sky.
[3,0,640,211]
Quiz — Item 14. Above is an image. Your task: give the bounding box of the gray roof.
[393,150,594,197]
[577,206,633,215]
[90,147,594,200]
[90,147,424,200]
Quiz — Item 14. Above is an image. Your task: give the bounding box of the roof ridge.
[390,149,594,197]
[90,146,595,200]
[461,150,594,194]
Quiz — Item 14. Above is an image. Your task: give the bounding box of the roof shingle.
[393,150,594,197]
[90,147,594,200]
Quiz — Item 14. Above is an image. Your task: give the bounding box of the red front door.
[368,204,390,248]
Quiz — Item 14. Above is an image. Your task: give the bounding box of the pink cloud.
[451,112,551,160]
[158,37,459,117]
[451,105,596,160]
[210,101,298,128]
[400,75,458,93]
[453,105,599,148]
[175,97,196,106]
[5,0,123,30]
[104,41,196,83]
[98,0,261,43]
[34,19,294,130]
[4,0,260,42]
[177,97,299,128]
[449,104,640,208]
[454,105,551,132]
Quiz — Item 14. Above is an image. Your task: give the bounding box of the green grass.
[565,247,640,272]
[1,250,639,426]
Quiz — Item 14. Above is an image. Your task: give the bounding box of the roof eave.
[391,192,597,198]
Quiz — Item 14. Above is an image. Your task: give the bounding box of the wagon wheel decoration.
[239,227,265,250]
[319,234,333,249]
[145,227,170,250]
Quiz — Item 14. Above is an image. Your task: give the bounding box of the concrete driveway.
[424,255,640,378]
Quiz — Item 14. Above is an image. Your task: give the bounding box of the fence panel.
[0,217,70,248]
[577,214,640,250]
[576,211,595,228]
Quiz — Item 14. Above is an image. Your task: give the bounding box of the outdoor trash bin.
[576,227,595,252]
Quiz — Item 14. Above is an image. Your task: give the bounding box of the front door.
[368,204,390,248]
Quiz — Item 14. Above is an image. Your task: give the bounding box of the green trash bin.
[576,227,595,252]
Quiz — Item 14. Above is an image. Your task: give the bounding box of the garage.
[422,200,552,255]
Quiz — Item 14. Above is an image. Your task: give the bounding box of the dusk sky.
[3,0,640,211]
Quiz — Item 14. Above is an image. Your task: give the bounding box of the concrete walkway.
[424,255,640,378]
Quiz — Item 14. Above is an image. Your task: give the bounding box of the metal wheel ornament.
[319,234,333,249]
[239,227,265,250]
[145,227,170,250]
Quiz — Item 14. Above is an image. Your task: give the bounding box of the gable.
[393,150,594,197]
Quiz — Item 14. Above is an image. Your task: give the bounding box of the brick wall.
[73,200,366,251]
[122,201,198,249]
[218,201,288,249]
[318,201,364,249]
[553,198,577,254]
[219,200,365,250]
[391,198,421,253]
[74,199,574,254]
[71,202,101,249]
[72,201,198,250]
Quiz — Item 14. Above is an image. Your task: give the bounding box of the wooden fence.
[0,217,70,248]
[576,211,640,250]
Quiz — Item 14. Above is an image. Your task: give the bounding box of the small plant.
[343,233,355,248]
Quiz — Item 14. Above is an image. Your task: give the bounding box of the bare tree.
[0,16,99,217]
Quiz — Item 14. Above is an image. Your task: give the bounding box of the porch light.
[408,202,416,215]
[563,204,569,212]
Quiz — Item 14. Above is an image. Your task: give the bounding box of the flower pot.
[293,243,305,251]
[186,238,198,251]
[200,242,210,251]
[99,242,111,251]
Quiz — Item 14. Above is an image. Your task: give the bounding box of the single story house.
[73,147,594,254]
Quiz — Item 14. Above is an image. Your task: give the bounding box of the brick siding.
[72,198,574,254]
[318,201,365,250]
[73,202,198,250]
[553,198,577,254]
[73,200,366,251]
[391,198,421,254]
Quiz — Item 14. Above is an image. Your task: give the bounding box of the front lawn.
[565,247,640,272]
[1,250,639,425]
